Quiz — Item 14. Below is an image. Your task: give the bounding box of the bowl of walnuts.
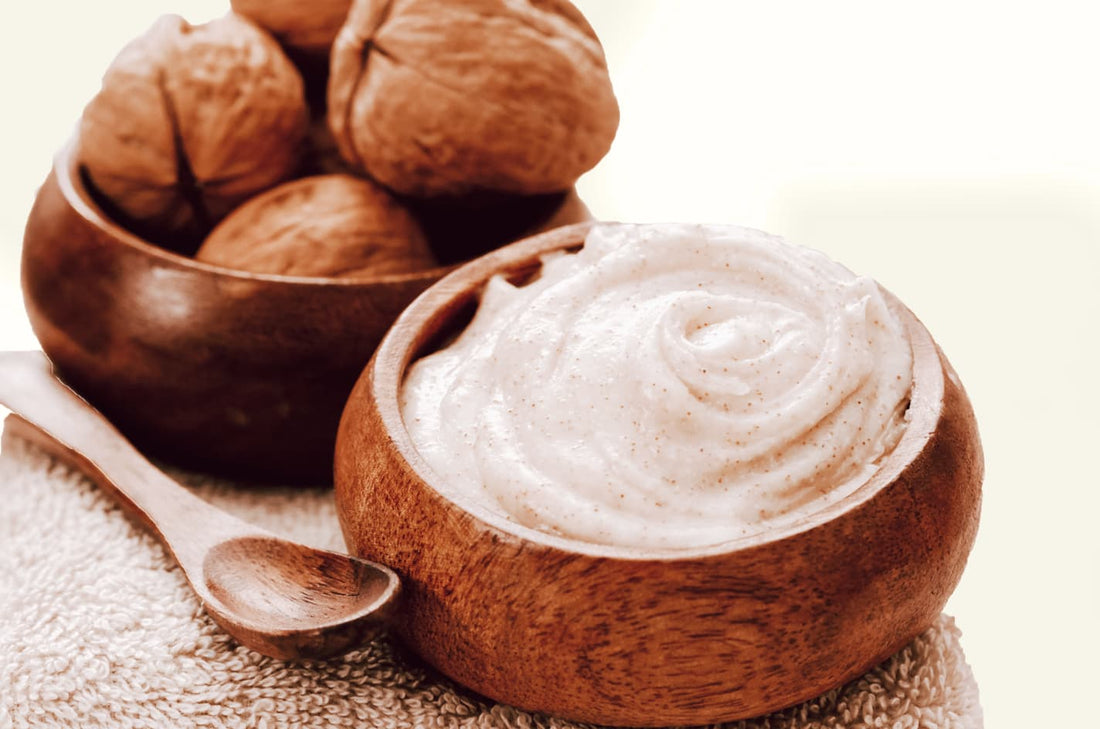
[21,0,615,482]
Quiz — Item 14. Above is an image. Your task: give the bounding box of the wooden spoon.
[0,350,400,660]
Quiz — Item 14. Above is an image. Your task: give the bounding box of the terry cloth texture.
[0,431,983,729]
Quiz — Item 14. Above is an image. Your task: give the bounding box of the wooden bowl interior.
[56,137,467,296]
[72,138,587,274]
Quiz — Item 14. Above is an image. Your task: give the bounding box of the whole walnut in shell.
[230,0,352,57]
[194,174,437,279]
[80,13,309,251]
[328,0,619,197]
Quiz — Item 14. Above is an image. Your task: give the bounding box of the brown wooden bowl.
[334,223,984,726]
[21,140,590,483]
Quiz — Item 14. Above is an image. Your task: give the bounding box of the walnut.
[230,0,352,57]
[79,13,309,251]
[194,174,437,278]
[327,0,619,198]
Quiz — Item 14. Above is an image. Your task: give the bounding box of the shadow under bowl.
[21,141,589,483]
[334,223,984,726]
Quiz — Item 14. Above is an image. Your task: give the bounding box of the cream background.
[1,1,1097,727]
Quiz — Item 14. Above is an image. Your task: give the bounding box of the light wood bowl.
[21,140,589,483]
[334,223,984,726]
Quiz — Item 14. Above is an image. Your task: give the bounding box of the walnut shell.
[79,13,309,251]
[230,0,352,56]
[194,174,437,278]
[328,0,619,197]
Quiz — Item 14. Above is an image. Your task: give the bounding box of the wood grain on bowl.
[21,141,589,482]
[334,224,983,726]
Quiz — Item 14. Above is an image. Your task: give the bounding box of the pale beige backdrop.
[2,2,1098,728]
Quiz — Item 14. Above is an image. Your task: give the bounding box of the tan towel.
[0,430,982,728]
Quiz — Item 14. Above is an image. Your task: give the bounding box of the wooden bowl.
[21,140,589,483]
[334,223,984,726]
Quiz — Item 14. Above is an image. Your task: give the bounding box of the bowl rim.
[363,222,947,561]
[55,135,469,289]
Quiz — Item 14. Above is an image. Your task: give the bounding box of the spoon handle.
[0,351,257,571]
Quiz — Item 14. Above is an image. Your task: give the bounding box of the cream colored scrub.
[400,223,913,549]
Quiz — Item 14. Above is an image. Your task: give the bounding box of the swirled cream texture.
[400,224,913,549]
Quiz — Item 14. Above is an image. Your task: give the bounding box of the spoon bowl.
[202,536,390,626]
[0,351,400,660]
[199,534,399,658]
[334,223,984,725]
